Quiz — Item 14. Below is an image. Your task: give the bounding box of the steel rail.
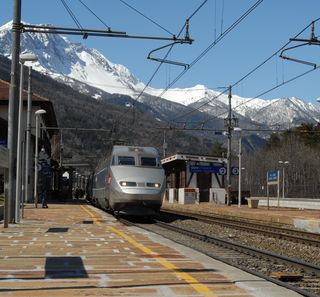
[161,209,320,247]
[118,216,320,297]
[154,220,320,276]
[153,219,320,297]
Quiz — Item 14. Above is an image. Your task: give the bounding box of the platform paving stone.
[0,202,258,296]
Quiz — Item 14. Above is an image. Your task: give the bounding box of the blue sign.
[267,170,278,182]
[190,165,225,174]
[189,165,241,176]
[232,167,239,176]
[218,167,227,175]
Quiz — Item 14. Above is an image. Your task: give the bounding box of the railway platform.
[0,200,302,297]
[162,201,320,233]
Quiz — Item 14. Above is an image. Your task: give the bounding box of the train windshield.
[118,156,135,165]
[140,157,157,167]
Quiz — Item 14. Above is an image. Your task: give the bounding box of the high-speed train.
[92,145,165,216]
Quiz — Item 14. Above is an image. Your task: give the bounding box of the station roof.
[0,79,58,135]
[161,153,226,165]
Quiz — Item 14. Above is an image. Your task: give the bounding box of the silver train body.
[92,145,165,215]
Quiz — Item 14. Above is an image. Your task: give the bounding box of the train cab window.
[118,156,135,165]
[140,157,157,167]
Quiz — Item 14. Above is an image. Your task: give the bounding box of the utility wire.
[220,0,225,35]
[60,0,83,30]
[173,88,229,122]
[232,18,320,90]
[78,0,111,30]
[131,0,209,107]
[172,16,320,127]
[189,0,209,20]
[200,65,320,128]
[112,0,209,131]
[161,0,263,124]
[119,0,174,36]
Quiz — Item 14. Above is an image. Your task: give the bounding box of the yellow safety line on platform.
[80,205,218,297]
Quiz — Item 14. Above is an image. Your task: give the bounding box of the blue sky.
[1,0,320,103]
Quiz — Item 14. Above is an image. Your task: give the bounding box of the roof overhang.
[161,153,226,165]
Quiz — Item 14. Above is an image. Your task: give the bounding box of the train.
[91,145,165,216]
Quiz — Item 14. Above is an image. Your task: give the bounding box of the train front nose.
[110,166,165,213]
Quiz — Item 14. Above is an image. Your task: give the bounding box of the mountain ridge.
[1,21,320,129]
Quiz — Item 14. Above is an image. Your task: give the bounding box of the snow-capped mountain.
[0,21,145,98]
[1,21,320,129]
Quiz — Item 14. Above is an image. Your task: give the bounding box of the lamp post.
[278,160,289,199]
[34,109,46,208]
[24,55,37,210]
[15,53,37,223]
[234,127,242,207]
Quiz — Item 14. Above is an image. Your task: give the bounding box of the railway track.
[120,216,320,297]
[160,209,320,247]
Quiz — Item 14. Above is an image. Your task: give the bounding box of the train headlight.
[120,181,136,187]
[147,183,161,188]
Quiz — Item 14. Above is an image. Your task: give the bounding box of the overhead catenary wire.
[172,88,229,123]
[119,0,174,36]
[112,0,209,131]
[60,0,83,30]
[188,64,320,130]
[220,0,225,35]
[77,0,111,30]
[55,2,318,136]
[160,0,263,124]
[171,17,320,128]
[157,0,264,107]
[198,20,320,128]
[129,0,208,107]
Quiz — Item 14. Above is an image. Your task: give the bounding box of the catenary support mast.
[5,0,21,226]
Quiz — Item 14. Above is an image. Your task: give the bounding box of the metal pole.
[226,86,232,206]
[238,133,242,208]
[277,169,280,207]
[5,0,21,227]
[163,129,167,158]
[59,131,63,167]
[21,137,25,218]
[267,172,269,210]
[15,62,24,223]
[282,166,285,199]
[34,115,39,208]
[25,67,32,205]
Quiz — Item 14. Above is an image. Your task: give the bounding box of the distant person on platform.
[40,177,49,208]
[38,148,51,208]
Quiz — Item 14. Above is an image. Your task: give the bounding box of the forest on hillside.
[0,55,212,170]
[1,55,320,198]
[240,124,320,198]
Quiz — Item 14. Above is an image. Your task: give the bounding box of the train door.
[197,172,211,202]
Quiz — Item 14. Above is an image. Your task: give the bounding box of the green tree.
[211,141,227,157]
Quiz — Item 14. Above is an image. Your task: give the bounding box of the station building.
[0,79,60,202]
[161,153,227,205]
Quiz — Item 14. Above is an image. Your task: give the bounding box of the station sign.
[231,167,239,176]
[267,170,278,185]
[190,165,239,176]
[190,165,224,174]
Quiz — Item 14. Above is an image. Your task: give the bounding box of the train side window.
[111,156,115,165]
[141,157,157,167]
[118,156,135,165]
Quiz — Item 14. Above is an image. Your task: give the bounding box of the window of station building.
[118,156,135,165]
[140,157,157,167]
